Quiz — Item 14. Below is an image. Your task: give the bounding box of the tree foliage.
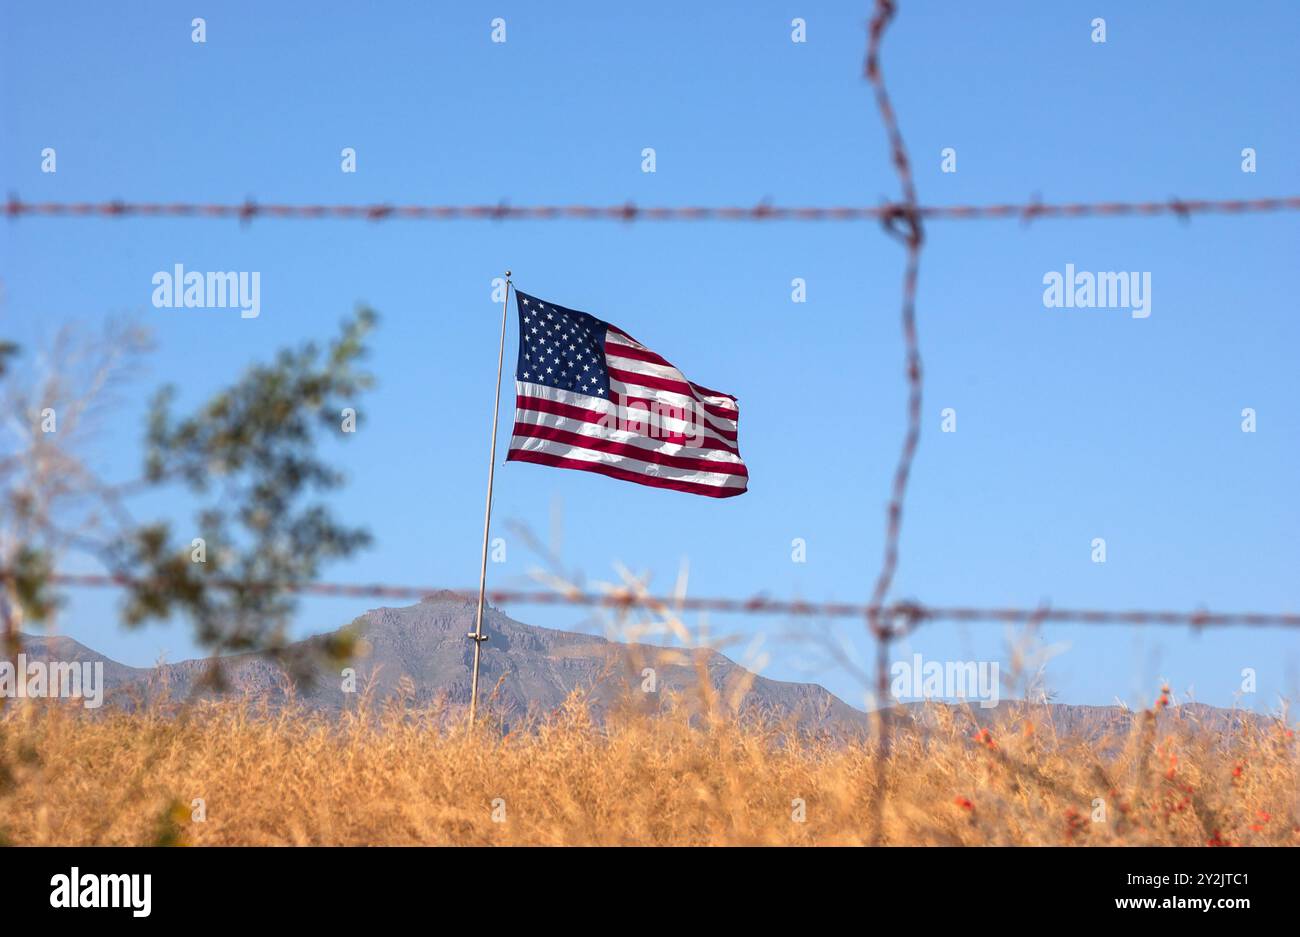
[2,310,377,683]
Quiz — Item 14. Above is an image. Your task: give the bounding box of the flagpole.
[468,270,511,726]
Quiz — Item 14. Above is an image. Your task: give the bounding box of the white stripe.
[606,378,739,435]
[509,436,748,490]
[604,351,687,384]
[518,381,740,452]
[604,330,646,351]
[517,380,615,413]
[605,331,738,410]
[512,406,746,468]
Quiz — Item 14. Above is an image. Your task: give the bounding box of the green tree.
[1,310,377,684]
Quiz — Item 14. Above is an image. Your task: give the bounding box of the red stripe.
[687,380,737,403]
[607,367,740,420]
[517,393,613,428]
[608,393,740,446]
[510,422,748,478]
[604,341,673,369]
[506,449,747,498]
[516,393,741,453]
[604,336,739,405]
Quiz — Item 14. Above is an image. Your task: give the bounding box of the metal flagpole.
[468,270,512,725]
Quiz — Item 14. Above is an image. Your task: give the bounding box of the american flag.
[506,290,748,498]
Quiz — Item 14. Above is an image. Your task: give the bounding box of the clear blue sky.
[3,1,1297,712]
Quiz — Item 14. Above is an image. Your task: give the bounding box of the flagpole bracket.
[466,632,490,642]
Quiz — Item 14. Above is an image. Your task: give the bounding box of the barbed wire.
[23,572,1300,629]
[863,0,922,836]
[864,0,923,649]
[6,195,1298,224]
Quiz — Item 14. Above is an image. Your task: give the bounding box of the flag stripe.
[512,400,746,469]
[515,389,743,457]
[607,395,741,451]
[609,387,739,440]
[607,369,741,426]
[515,380,740,450]
[605,332,738,408]
[507,442,748,497]
[605,365,740,416]
[511,419,749,477]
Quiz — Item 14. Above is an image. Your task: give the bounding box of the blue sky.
[3,1,1297,712]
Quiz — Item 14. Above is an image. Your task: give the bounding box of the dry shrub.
[0,692,1295,846]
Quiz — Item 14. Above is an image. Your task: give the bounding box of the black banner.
[0,845,1281,923]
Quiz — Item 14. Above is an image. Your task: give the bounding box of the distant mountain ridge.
[13,593,1281,739]
[16,592,869,731]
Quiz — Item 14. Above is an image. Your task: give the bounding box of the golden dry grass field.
[1,691,1295,846]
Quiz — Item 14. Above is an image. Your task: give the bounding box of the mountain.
[10,632,147,689]
[15,592,871,732]
[894,698,1270,746]
[12,594,1280,739]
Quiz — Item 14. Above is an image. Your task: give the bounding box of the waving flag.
[507,291,747,498]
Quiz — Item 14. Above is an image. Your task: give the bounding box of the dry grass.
[1,689,1296,846]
